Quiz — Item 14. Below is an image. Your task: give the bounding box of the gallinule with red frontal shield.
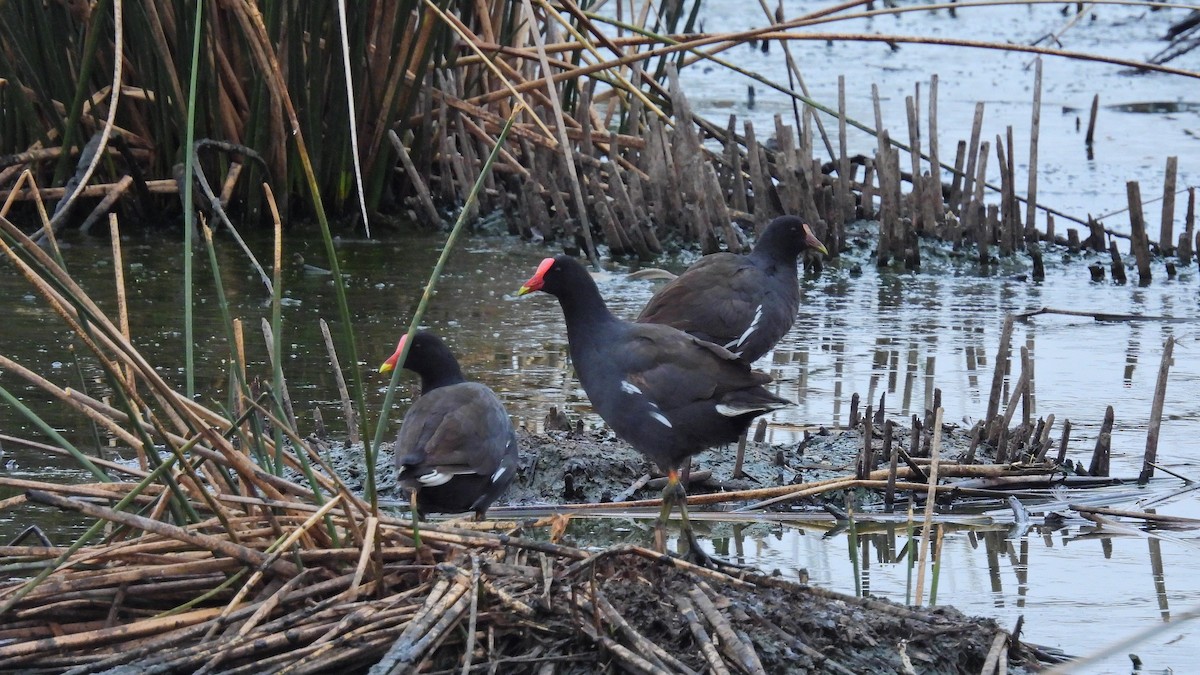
[518,255,792,563]
[380,330,519,525]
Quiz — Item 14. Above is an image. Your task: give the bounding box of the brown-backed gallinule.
[380,330,519,521]
[637,215,827,363]
[637,215,825,477]
[518,255,792,563]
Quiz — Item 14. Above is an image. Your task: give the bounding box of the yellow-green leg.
[654,469,678,553]
[653,469,705,562]
[656,468,743,570]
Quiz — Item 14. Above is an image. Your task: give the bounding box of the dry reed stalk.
[675,593,731,675]
[520,0,598,266]
[77,176,134,234]
[24,490,300,577]
[317,316,359,444]
[1139,336,1175,484]
[689,586,768,675]
[0,179,178,202]
[913,407,943,606]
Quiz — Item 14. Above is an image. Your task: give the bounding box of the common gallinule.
[636,215,827,363]
[380,330,519,521]
[518,255,792,562]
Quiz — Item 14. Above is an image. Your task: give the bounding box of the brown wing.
[637,254,767,349]
[395,383,514,479]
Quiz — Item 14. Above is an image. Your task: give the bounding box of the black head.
[517,254,593,299]
[754,216,829,261]
[379,329,465,391]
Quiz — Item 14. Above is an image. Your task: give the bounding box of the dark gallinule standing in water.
[380,330,519,523]
[636,215,827,364]
[518,255,792,563]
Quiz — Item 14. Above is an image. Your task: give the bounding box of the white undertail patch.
[620,380,643,395]
[416,470,452,486]
[715,401,790,417]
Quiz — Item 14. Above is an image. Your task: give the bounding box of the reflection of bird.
[380,330,518,521]
[519,255,791,562]
[637,215,827,364]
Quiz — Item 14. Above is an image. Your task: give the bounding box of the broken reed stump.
[1090,405,1115,477]
[1159,156,1178,255]
[1109,240,1129,284]
[1127,181,1153,284]
[985,315,1015,441]
[1085,93,1100,149]
[1139,336,1176,484]
[1180,187,1196,266]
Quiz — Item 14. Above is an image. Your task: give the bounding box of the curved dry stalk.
[42,0,124,235]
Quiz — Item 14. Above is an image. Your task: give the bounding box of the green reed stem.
[929,525,942,605]
[181,0,205,399]
[370,111,520,504]
[196,223,256,458]
[270,215,286,474]
[69,345,107,467]
[0,383,109,481]
[199,223,249,394]
[51,0,109,188]
[159,568,249,618]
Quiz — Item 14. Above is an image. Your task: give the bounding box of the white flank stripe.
[650,412,673,428]
[416,470,453,486]
[491,466,508,483]
[735,304,764,349]
[621,380,643,395]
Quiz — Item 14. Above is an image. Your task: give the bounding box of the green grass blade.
[0,383,110,481]
[182,0,205,399]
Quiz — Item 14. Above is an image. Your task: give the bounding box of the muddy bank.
[544,553,1046,675]
[317,415,984,509]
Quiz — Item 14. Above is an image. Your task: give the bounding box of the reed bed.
[0,490,1046,674]
[2,0,1197,275]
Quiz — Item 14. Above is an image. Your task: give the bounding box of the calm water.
[4,1,1200,671]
